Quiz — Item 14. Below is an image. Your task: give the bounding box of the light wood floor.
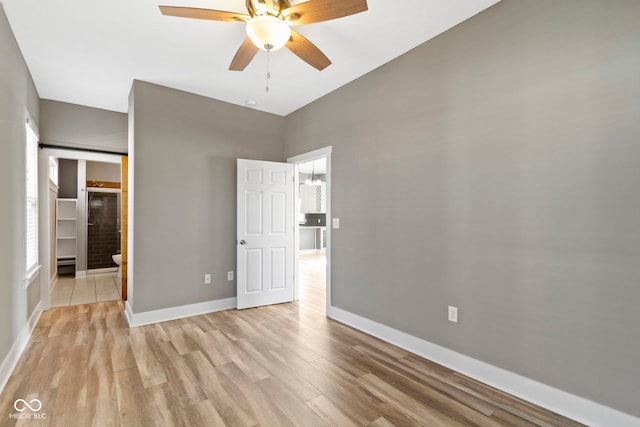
[0,253,582,426]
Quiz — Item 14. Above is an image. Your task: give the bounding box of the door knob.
[239,240,246,245]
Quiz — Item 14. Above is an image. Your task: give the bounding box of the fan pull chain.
[265,50,271,93]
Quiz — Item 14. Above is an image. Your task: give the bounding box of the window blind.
[25,118,38,276]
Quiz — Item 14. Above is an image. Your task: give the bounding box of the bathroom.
[50,157,123,306]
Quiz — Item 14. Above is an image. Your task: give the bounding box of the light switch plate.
[227,271,234,281]
[448,306,458,323]
[204,274,212,285]
[332,218,340,229]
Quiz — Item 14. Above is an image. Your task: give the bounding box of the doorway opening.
[39,147,126,310]
[288,147,332,315]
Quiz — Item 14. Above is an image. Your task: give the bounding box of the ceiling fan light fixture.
[246,15,291,52]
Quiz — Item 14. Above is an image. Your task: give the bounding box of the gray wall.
[284,0,640,417]
[130,81,285,313]
[40,99,127,153]
[87,161,121,183]
[57,159,78,198]
[0,6,40,368]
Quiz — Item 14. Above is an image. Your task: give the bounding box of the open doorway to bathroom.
[289,147,332,315]
[48,156,123,307]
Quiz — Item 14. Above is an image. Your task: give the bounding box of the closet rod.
[39,142,127,157]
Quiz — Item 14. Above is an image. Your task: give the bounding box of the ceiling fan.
[159,0,368,71]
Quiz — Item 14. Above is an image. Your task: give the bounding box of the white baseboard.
[0,302,43,395]
[327,305,640,427]
[125,297,237,328]
[75,270,86,279]
[88,268,117,275]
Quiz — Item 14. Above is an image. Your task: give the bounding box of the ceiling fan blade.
[159,6,250,23]
[283,0,368,25]
[286,30,331,71]
[229,38,260,71]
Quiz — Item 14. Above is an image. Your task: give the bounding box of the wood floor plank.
[52,343,90,426]
[450,373,582,427]
[306,394,360,427]
[235,339,321,402]
[177,399,227,427]
[217,361,294,426]
[157,353,207,409]
[146,383,188,427]
[32,334,76,390]
[187,326,235,367]
[306,355,419,426]
[182,351,257,426]
[356,344,498,417]
[256,376,327,427]
[86,334,120,427]
[271,348,384,425]
[353,344,505,426]
[128,332,168,388]
[230,344,272,383]
[113,368,155,427]
[160,320,200,355]
[366,417,396,427]
[109,333,137,373]
[358,372,467,426]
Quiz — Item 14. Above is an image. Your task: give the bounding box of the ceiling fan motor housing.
[246,0,291,18]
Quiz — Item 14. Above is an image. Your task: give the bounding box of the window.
[25,115,39,279]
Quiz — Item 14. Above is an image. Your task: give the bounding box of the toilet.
[112,254,122,279]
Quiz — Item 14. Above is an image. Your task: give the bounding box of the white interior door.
[237,159,294,309]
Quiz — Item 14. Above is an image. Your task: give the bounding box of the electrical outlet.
[332,218,340,229]
[227,271,234,281]
[204,274,212,285]
[448,306,458,323]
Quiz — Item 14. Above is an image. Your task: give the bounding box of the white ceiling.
[1,0,500,116]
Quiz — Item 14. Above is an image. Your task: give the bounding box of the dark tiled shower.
[87,192,120,270]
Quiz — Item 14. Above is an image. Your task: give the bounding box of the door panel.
[271,192,286,233]
[270,247,286,290]
[246,191,263,234]
[245,249,263,293]
[237,159,294,309]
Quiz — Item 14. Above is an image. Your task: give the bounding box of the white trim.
[38,147,122,164]
[125,297,237,328]
[287,146,333,164]
[86,187,121,193]
[24,265,42,288]
[75,270,87,279]
[0,302,43,395]
[87,267,118,275]
[327,305,640,427]
[49,273,58,291]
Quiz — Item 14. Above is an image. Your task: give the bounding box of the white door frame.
[38,147,122,310]
[287,146,332,312]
